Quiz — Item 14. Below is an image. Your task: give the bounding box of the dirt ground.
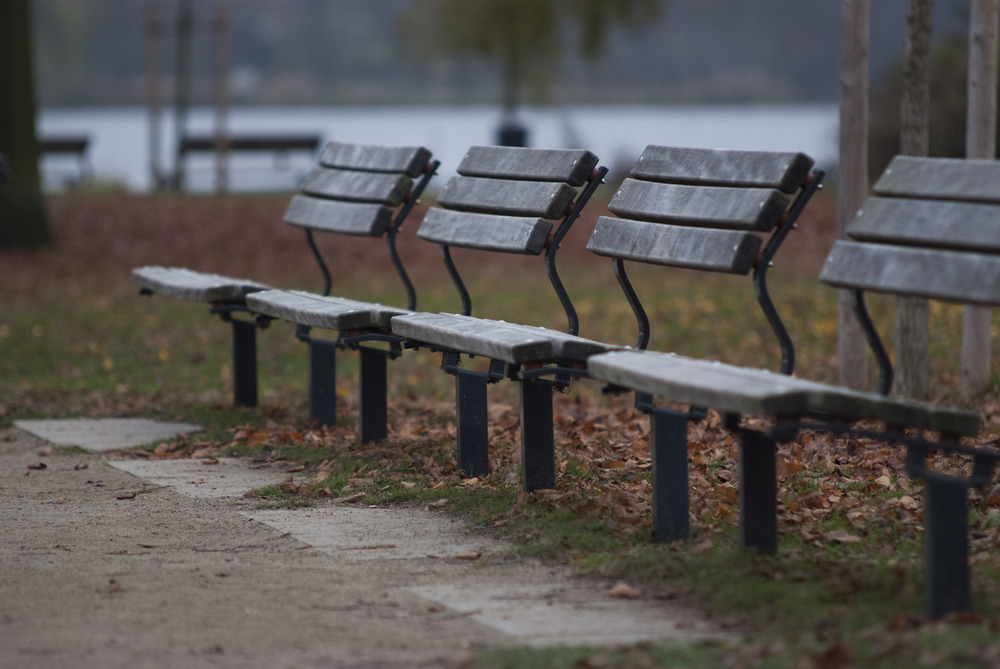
[0,426,722,669]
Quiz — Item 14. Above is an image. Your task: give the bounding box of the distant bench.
[133,141,438,425]
[179,133,324,188]
[588,155,1000,619]
[40,134,91,186]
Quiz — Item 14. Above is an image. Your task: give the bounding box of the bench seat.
[588,350,980,436]
[391,312,613,365]
[132,266,271,303]
[247,289,411,332]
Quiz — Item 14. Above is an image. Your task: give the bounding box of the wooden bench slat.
[391,312,611,364]
[437,176,577,219]
[609,179,789,231]
[319,142,432,178]
[283,195,392,237]
[417,208,552,255]
[587,216,763,274]
[299,166,413,205]
[587,351,980,435]
[873,155,1000,203]
[456,146,599,187]
[820,240,1000,306]
[246,289,409,331]
[847,198,1000,253]
[630,146,814,194]
[131,266,271,303]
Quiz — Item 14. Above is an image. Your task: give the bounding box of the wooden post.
[212,3,230,194]
[895,0,934,399]
[145,2,163,191]
[837,0,870,389]
[963,0,999,397]
[172,0,193,191]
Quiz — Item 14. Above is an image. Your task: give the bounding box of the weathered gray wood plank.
[319,142,432,178]
[283,195,392,237]
[630,146,814,194]
[131,266,271,303]
[608,179,789,231]
[246,289,409,331]
[820,240,1000,306]
[456,146,599,187]
[587,216,763,274]
[847,197,1000,252]
[874,155,1000,203]
[587,351,980,435]
[438,176,576,218]
[391,312,612,364]
[299,166,412,205]
[417,208,552,255]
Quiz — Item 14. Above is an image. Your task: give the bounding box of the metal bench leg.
[520,376,555,491]
[923,474,972,619]
[358,346,388,444]
[649,407,691,543]
[309,339,337,428]
[455,371,490,477]
[231,319,258,407]
[738,428,777,554]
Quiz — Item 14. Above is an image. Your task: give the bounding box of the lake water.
[38,103,839,193]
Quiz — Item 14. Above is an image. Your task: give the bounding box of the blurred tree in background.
[870,32,976,179]
[398,0,664,144]
[0,0,52,249]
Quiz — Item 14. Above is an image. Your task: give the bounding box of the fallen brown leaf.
[608,581,642,599]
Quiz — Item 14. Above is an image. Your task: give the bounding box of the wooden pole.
[963,0,999,397]
[837,0,870,389]
[172,0,193,191]
[212,3,230,194]
[145,2,163,191]
[895,0,934,399]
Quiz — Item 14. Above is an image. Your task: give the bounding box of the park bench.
[39,134,91,186]
[132,141,438,421]
[390,145,822,494]
[587,155,1000,619]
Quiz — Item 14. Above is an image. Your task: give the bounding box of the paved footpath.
[1,420,722,669]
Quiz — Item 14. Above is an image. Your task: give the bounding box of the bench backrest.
[586,145,822,372]
[284,141,438,308]
[417,145,605,334]
[820,155,1000,393]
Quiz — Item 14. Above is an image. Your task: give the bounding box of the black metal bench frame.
[588,155,1000,619]
[389,146,608,484]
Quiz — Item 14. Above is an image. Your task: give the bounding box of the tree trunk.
[894,0,934,399]
[837,0,870,389]
[963,0,999,397]
[0,0,52,249]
